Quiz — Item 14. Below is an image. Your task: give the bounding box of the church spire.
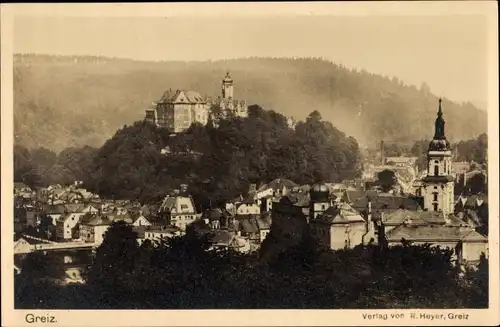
[434,98,446,140]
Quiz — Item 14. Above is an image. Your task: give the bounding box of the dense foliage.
[454,133,488,164]
[86,106,360,207]
[377,169,398,192]
[14,54,486,152]
[15,222,489,309]
[14,145,98,188]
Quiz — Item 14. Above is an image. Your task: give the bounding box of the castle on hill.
[145,72,248,133]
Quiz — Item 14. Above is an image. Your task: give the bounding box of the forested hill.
[14,54,486,152]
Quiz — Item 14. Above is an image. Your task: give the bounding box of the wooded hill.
[14,54,486,152]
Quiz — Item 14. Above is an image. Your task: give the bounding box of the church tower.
[222,71,234,99]
[309,183,332,220]
[421,99,455,215]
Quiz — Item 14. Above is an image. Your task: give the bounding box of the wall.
[329,224,349,250]
[311,202,331,219]
[463,242,488,262]
[79,224,93,243]
[236,203,261,215]
[422,182,454,214]
[93,225,110,245]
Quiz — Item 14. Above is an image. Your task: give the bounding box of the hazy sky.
[14,15,489,106]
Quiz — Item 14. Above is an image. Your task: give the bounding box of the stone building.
[145,89,210,133]
[209,72,248,119]
[145,72,248,132]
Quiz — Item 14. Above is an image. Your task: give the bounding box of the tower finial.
[433,98,446,139]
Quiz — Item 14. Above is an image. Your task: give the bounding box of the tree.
[377,169,397,192]
[85,221,139,289]
[466,173,487,195]
[18,251,65,280]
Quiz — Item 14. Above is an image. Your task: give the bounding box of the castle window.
[434,165,439,176]
[433,193,438,201]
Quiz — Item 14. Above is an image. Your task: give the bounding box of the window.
[434,165,439,176]
[321,204,325,210]
[433,203,438,211]
[433,193,438,202]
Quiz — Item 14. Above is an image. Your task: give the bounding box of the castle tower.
[421,99,455,215]
[222,71,234,99]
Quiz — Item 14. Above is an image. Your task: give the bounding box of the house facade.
[159,195,198,231]
[146,89,210,133]
[310,202,375,250]
[56,212,87,240]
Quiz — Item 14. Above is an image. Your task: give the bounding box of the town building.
[79,214,133,245]
[56,212,87,240]
[143,226,183,244]
[158,195,198,231]
[310,202,375,250]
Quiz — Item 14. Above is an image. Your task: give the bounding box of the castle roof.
[158,89,206,104]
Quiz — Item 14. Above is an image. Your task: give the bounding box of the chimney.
[380,140,385,165]
[180,184,188,194]
[444,211,452,226]
[249,183,257,194]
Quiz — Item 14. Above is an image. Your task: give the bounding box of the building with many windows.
[145,72,248,132]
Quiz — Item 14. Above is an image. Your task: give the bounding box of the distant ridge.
[14,54,486,152]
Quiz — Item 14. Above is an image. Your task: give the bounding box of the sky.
[13,14,490,107]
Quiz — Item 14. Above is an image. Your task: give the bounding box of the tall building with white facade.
[420,99,455,215]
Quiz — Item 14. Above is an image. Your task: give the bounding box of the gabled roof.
[210,230,236,246]
[14,182,30,189]
[159,195,195,214]
[58,212,87,223]
[43,204,66,214]
[465,194,488,208]
[345,189,365,204]
[256,213,272,230]
[382,209,469,227]
[315,203,365,224]
[257,178,298,193]
[64,203,85,213]
[353,194,422,211]
[386,225,488,243]
[158,89,206,104]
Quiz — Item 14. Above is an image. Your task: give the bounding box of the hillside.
[14,54,487,152]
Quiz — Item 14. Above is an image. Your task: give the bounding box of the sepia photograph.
[1,2,498,326]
